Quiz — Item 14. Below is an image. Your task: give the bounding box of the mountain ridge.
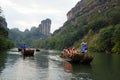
[67,0,119,21]
[42,0,120,53]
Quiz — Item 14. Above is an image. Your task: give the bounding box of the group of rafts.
[60,42,94,64]
[18,42,93,64]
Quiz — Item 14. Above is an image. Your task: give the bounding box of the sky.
[0,0,80,33]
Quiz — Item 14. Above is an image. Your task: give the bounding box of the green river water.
[0,48,120,80]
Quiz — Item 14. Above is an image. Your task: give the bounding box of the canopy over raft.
[60,53,94,64]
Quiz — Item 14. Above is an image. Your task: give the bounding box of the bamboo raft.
[21,50,34,57]
[60,53,94,64]
[36,48,40,52]
[18,48,22,52]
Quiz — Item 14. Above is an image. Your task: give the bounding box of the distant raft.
[18,48,22,52]
[60,53,94,64]
[21,49,34,57]
[36,48,40,52]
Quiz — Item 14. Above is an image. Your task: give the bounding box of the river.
[0,48,120,80]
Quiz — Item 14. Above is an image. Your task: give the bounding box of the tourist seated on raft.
[69,48,77,54]
[26,48,31,51]
[73,48,77,54]
[63,48,77,56]
[63,48,69,54]
[63,48,71,56]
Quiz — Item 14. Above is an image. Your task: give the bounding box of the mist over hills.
[8,18,51,47]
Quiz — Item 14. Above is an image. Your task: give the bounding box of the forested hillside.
[0,7,14,50]
[8,27,47,47]
[8,18,51,48]
[37,0,120,54]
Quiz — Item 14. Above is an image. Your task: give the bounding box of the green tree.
[112,24,120,53]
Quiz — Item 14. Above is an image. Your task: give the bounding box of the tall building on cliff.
[38,19,51,36]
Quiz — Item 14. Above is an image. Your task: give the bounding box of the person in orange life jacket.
[72,49,77,54]
[69,49,73,54]
[26,48,31,51]
[63,48,68,53]
[63,48,70,55]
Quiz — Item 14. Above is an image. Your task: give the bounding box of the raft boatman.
[21,44,27,51]
[81,42,87,53]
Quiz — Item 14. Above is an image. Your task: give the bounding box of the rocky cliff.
[48,0,120,53]
[67,0,119,22]
[38,18,51,36]
[0,16,7,29]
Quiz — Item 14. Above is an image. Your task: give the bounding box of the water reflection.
[63,61,72,72]
[63,61,92,80]
[0,49,120,80]
[47,56,72,80]
[35,51,49,69]
[0,50,93,80]
[0,51,7,73]
[92,53,120,80]
[72,65,92,80]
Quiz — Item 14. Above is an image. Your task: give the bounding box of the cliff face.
[38,18,51,36]
[0,16,7,29]
[50,0,120,52]
[0,16,8,37]
[67,0,119,21]
[0,9,14,50]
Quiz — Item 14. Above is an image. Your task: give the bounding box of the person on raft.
[21,44,27,51]
[63,47,77,57]
[81,42,87,53]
